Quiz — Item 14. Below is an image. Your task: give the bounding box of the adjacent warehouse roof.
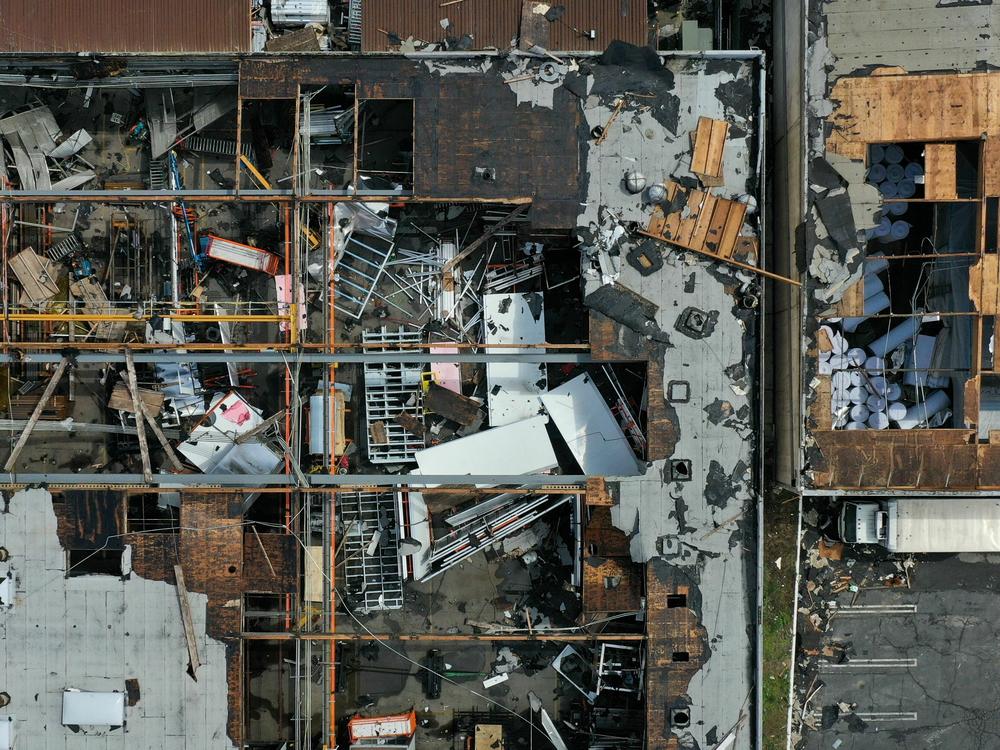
[0,0,250,53]
[361,0,648,52]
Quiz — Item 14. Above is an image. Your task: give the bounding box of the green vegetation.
[762,490,799,750]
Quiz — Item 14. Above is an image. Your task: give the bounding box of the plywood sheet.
[970,254,1000,314]
[108,382,165,416]
[691,116,729,185]
[985,137,1000,196]
[924,143,957,199]
[646,181,748,259]
[9,248,60,305]
[826,72,1000,158]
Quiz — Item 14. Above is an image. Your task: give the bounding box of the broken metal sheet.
[145,88,178,159]
[413,415,557,477]
[333,201,396,259]
[49,171,95,191]
[9,247,60,305]
[8,145,36,189]
[190,89,237,134]
[540,373,642,476]
[177,391,282,474]
[0,106,60,153]
[483,292,548,426]
[48,128,92,159]
[406,491,571,581]
[0,107,61,189]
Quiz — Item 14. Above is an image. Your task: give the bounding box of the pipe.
[867,316,922,358]
[895,389,951,429]
[841,290,890,333]
[0,352,595,364]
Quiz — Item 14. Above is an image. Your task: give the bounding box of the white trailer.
[839,497,1000,553]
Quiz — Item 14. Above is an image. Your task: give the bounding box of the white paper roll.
[865,356,885,373]
[868,316,921,358]
[868,411,890,429]
[866,395,887,412]
[887,401,907,421]
[895,390,951,429]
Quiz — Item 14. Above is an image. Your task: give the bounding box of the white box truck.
[839,497,1000,552]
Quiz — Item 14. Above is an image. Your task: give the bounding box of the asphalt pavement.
[794,498,1000,750]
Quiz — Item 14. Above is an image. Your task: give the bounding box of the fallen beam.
[3,358,68,471]
[240,631,646,642]
[124,351,153,482]
[173,565,203,678]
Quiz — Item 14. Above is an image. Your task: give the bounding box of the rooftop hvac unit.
[271,0,330,27]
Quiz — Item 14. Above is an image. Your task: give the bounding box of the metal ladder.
[185,135,255,162]
[148,158,168,190]
[46,232,83,262]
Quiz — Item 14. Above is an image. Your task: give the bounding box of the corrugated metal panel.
[361,0,647,52]
[0,0,250,53]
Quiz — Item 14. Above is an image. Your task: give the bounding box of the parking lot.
[794,498,1000,749]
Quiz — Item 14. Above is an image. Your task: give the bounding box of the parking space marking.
[833,604,917,615]
[820,658,917,670]
[855,712,918,722]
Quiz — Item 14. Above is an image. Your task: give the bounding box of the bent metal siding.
[0,0,250,53]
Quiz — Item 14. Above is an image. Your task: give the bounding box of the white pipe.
[849,386,868,404]
[842,291,891,333]
[895,390,951,429]
[850,404,870,422]
[868,316,921,358]
[865,356,885,373]
[866,376,888,395]
[846,421,867,430]
[864,275,883,298]
[884,383,902,401]
[865,255,889,277]
[847,348,866,367]
[866,395,887,412]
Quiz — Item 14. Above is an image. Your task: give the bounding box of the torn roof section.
[576,52,761,750]
[803,0,1000,490]
[0,489,236,748]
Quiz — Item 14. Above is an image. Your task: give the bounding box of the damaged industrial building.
[770,0,1000,747]
[0,3,766,750]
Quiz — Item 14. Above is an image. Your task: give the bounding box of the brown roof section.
[362,0,647,52]
[0,0,250,53]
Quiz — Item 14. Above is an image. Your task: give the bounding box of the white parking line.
[833,604,917,615]
[856,712,918,722]
[820,658,917,670]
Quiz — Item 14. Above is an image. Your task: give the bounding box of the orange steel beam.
[242,632,645,642]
